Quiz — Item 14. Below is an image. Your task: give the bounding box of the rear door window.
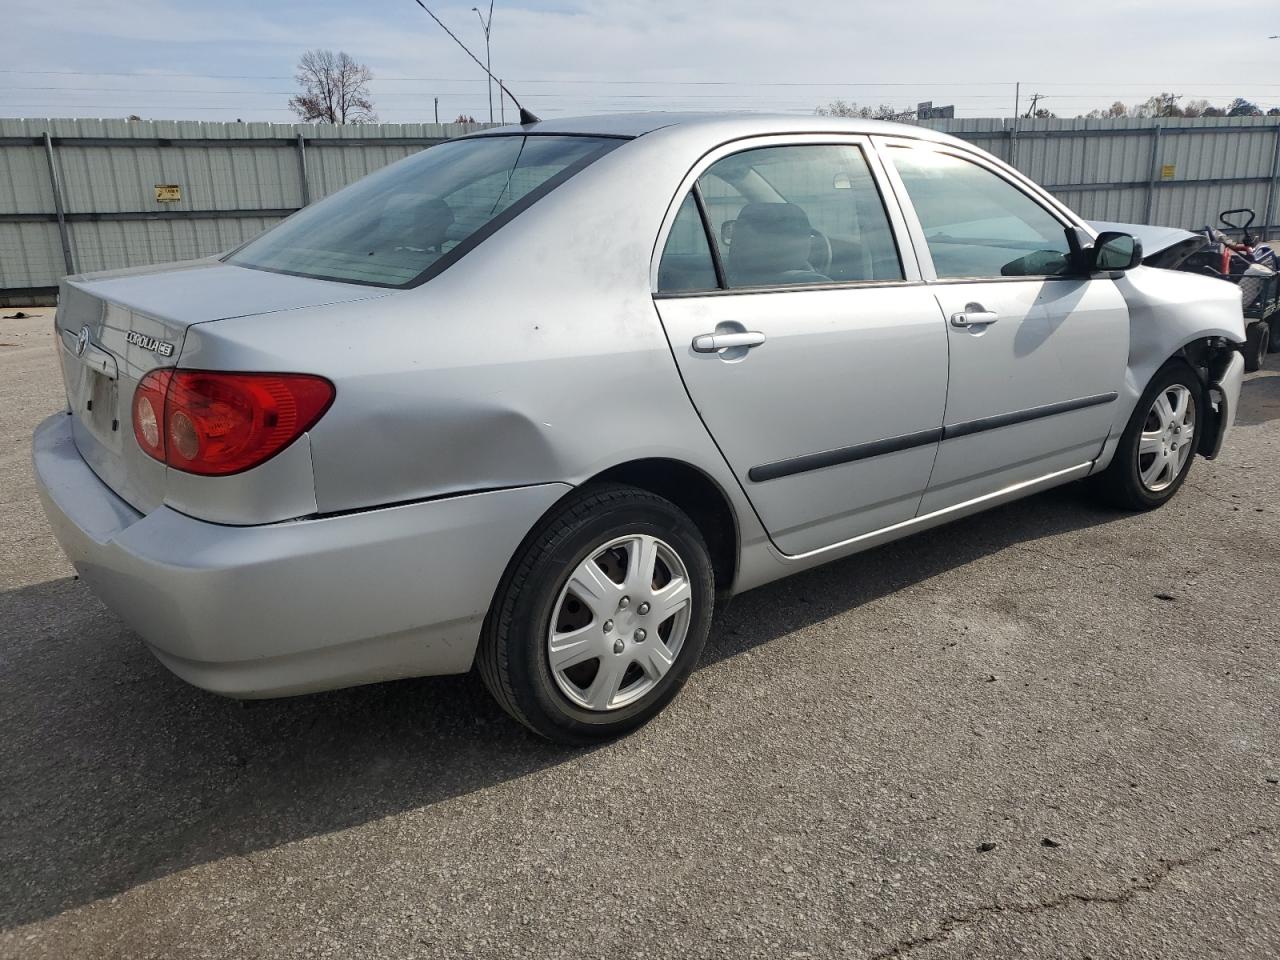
[696,144,904,289]
[227,135,620,287]
[657,193,719,293]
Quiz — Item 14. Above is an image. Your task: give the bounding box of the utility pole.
[1024,93,1046,118]
[473,1,495,123]
[1013,82,1020,121]
[499,80,505,123]
[434,96,439,124]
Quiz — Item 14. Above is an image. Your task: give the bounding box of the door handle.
[950,304,999,328]
[691,331,767,353]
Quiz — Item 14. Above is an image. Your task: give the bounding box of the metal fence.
[920,115,1280,235]
[0,117,486,303]
[4,114,1280,303]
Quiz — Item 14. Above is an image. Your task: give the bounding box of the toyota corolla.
[33,113,1246,743]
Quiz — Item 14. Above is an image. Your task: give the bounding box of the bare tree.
[1144,92,1184,117]
[1080,101,1129,119]
[289,50,377,124]
[815,99,913,121]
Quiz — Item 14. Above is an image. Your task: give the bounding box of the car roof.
[469,111,965,147]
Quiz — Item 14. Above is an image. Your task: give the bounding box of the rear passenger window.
[890,147,1073,279]
[657,193,719,293]
[698,144,904,289]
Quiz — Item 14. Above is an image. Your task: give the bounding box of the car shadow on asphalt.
[0,481,1131,931]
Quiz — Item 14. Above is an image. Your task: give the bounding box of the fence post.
[42,131,75,276]
[1144,125,1162,224]
[295,133,310,207]
[1264,125,1280,242]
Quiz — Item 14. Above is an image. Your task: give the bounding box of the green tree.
[1227,98,1262,117]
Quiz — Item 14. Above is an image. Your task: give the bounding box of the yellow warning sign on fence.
[154,184,181,203]
[1160,164,1176,181]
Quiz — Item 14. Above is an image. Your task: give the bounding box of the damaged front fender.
[1093,266,1247,471]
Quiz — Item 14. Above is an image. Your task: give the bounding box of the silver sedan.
[33,113,1247,743]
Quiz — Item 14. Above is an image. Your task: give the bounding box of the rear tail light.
[132,369,334,476]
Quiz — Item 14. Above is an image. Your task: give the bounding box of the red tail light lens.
[132,369,334,476]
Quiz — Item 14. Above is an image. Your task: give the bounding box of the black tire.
[1268,318,1280,354]
[1093,361,1203,511]
[477,483,714,744]
[1244,321,1268,373]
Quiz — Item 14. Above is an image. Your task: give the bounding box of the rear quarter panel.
[178,137,771,571]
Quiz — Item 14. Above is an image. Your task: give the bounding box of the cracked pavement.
[2,310,1278,959]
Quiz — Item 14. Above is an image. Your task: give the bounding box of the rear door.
[878,140,1129,513]
[652,136,949,556]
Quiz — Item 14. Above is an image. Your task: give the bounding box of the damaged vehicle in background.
[34,114,1246,744]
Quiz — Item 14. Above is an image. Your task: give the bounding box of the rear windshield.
[227,135,620,287]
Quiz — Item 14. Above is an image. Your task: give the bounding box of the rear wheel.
[478,484,714,744]
[1268,318,1280,354]
[1244,321,1268,372]
[1094,362,1202,511]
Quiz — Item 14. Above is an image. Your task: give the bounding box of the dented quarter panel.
[177,134,775,580]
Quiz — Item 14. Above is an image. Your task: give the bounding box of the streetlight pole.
[473,1,494,123]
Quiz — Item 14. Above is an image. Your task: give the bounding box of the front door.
[652,138,950,556]
[880,141,1130,513]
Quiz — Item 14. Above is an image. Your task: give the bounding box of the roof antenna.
[409,0,541,125]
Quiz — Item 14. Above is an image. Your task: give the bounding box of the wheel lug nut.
[634,629,647,642]
[613,638,625,654]
[602,619,614,633]
[618,596,630,610]
[637,602,650,615]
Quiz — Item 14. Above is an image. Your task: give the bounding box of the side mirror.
[1091,231,1144,273]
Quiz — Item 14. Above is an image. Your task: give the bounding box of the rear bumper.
[32,412,568,697]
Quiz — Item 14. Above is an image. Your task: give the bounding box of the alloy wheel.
[1137,383,1195,492]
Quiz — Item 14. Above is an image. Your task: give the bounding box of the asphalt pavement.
[1,308,1277,959]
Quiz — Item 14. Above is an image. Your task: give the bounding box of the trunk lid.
[54,259,386,513]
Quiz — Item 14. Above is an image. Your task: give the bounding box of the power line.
[8,68,1280,88]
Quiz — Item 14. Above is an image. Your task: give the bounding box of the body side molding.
[749,393,1117,483]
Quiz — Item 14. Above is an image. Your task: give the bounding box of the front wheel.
[1093,361,1202,511]
[477,484,714,744]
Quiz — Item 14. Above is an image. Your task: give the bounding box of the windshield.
[227,135,620,287]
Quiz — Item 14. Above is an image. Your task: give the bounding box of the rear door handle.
[950,304,999,328]
[691,331,767,353]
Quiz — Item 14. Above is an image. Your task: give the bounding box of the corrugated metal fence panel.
[67,216,287,277]
[921,116,1280,232]
[0,222,63,289]
[7,115,1280,295]
[0,122,53,215]
[0,117,487,292]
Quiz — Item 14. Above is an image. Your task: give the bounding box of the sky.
[4,0,1280,124]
